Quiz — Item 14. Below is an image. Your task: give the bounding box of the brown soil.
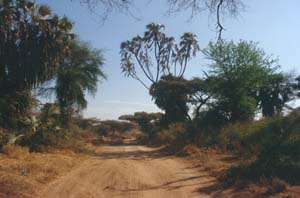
[1,140,300,198]
[41,144,215,198]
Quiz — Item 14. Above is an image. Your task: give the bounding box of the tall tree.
[54,40,106,127]
[203,40,287,121]
[0,0,73,94]
[258,73,295,117]
[120,22,199,89]
[188,77,212,120]
[0,0,73,129]
[149,75,211,124]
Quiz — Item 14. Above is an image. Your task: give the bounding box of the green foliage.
[21,103,62,151]
[203,40,291,121]
[42,39,106,127]
[192,106,229,146]
[119,112,162,133]
[259,73,295,117]
[150,75,211,125]
[0,0,73,93]
[150,75,191,124]
[0,1,105,150]
[254,111,300,183]
[293,75,300,98]
[75,117,101,130]
[0,91,37,130]
[21,103,92,151]
[219,118,272,152]
[91,120,137,135]
[0,0,73,131]
[119,112,163,141]
[189,78,212,120]
[220,111,300,183]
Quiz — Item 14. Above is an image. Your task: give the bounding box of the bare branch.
[134,53,155,83]
[76,0,137,22]
[167,0,245,40]
[216,0,224,41]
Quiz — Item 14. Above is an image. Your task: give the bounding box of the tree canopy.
[49,40,106,126]
[119,112,162,131]
[120,23,199,89]
[0,0,73,129]
[150,75,196,124]
[0,0,73,94]
[203,40,293,121]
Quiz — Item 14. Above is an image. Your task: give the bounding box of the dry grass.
[1,145,30,159]
[179,144,300,198]
[0,145,85,198]
[123,129,142,139]
[1,133,300,198]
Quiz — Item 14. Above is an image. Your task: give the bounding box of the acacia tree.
[0,0,73,129]
[120,23,199,89]
[119,112,163,135]
[150,75,191,124]
[203,40,293,121]
[187,77,212,119]
[258,73,294,117]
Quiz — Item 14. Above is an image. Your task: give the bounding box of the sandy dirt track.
[40,144,216,198]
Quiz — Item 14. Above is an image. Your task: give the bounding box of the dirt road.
[41,144,216,198]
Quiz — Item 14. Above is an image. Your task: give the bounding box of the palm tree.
[0,0,73,129]
[54,40,106,127]
[177,32,200,77]
[120,22,199,89]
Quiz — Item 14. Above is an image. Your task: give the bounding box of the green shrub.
[90,120,137,136]
[156,123,189,151]
[218,118,273,153]
[119,112,163,134]
[20,103,66,151]
[222,111,300,184]
[192,107,228,147]
[22,126,66,151]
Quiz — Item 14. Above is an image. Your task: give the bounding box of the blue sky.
[37,0,300,120]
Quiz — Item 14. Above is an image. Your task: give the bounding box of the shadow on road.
[96,147,170,160]
[117,175,214,192]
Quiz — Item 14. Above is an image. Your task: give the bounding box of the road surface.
[41,144,216,198]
